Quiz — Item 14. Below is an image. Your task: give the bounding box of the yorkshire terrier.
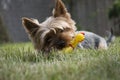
[22,0,76,53]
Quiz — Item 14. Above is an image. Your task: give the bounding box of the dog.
[77,28,115,49]
[22,0,76,53]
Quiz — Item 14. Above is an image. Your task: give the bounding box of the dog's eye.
[60,29,64,33]
[63,28,71,32]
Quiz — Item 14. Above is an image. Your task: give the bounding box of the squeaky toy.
[62,32,85,53]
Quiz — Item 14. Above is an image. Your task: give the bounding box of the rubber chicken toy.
[62,32,85,53]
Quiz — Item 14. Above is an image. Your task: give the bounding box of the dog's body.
[22,0,76,53]
[77,30,115,49]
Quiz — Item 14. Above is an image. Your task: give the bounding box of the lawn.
[0,38,120,80]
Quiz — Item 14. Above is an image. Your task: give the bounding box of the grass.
[0,38,120,80]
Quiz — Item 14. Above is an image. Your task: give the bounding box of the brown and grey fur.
[22,0,76,53]
[77,29,115,49]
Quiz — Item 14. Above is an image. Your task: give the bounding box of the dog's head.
[22,0,76,53]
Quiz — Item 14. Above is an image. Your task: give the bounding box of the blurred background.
[0,0,120,43]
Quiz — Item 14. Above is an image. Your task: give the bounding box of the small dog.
[22,0,76,53]
[77,29,115,49]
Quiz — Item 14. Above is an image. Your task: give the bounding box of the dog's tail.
[106,28,115,46]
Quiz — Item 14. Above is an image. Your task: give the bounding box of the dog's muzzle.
[55,40,66,49]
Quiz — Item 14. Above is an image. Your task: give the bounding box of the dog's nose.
[59,41,66,46]
[56,40,66,47]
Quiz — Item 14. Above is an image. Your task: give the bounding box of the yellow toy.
[62,32,85,53]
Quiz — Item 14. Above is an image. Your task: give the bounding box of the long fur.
[22,0,76,53]
[77,29,115,49]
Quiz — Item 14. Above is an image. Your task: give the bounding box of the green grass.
[0,38,120,80]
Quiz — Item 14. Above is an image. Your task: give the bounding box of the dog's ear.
[53,0,67,17]
[22,17,40,35]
